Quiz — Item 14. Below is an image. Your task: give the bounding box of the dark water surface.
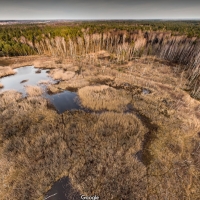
[45,91,81,114]
[142,88,151,94]
[44,177,80,200]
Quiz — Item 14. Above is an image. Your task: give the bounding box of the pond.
[0,66,81,113]
[45,91,81,114]
[44,177,80,200]
[0,66,54,95]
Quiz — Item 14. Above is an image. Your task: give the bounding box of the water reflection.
[44,177,80,200]
[0,66,54,95]
[142,88,151,94]
[45,91,81,114]
[0,66,82,113]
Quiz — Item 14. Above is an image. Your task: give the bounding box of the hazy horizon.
[1,0,200,20]
[1,18,200,21]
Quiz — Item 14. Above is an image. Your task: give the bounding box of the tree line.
[0,20,200,57]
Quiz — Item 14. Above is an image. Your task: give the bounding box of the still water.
[0,66,54,95]
[0,66,81,113]
[0,66,84,198]
[44,177,80,200]
[45,91,81,114]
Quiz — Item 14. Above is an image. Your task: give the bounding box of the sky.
[0,0,200,20]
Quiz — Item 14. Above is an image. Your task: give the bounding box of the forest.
[0,20,200,57]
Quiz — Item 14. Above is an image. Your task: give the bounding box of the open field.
[0,21,200,199]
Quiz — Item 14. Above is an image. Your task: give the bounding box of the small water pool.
[142,88,151,94]
[44,177,80,200]
[45,91,81,114]
[0,66,54,95]
[0,66,82,113]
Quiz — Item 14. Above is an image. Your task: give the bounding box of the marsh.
[0,66,53,95]
[0,21,200,200]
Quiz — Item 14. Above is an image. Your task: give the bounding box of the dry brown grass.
[126,62,200,199]
[0,55,39,68]
[33,59,56,69]
[38,79,52,85]
[0,90,22,109]
[0,66,16,78]
[0,90,148,200]
[60,78,89,89]
[33,56,74,70]
[48,78,89,94]
[1,89,198,200]
[0,55,200,200]
[47,84,60,94]
[50,69,75,80]
[0,93,59,199]
[68,112,148,199]
[25,85,43,96]
[78,85,132,111]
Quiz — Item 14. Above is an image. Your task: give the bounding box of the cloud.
[0,0,200,20]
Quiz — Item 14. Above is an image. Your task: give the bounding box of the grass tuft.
[78,85,132,112]
[0,67,16,78]
[25,85,43,97]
